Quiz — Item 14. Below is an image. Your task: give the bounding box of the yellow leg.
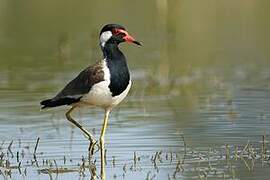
[65,106,96,144]
[100,138,106,180]
[100,108,110,180]
[100,109,110,142]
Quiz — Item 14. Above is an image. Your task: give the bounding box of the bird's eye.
[113,29,126,37]
[117,32,126,37]
[112,29,119,35]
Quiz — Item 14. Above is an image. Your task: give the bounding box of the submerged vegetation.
[0,135,269,179]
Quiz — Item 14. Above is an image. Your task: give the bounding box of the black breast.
[103,43,130,97]
[107,55,130,96]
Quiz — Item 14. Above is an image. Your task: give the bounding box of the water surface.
[0,1,270,179]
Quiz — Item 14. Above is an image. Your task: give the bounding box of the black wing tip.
[40,97,81,109]
[40,98,53,109]
[40,99,51,105]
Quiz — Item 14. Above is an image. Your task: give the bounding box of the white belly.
[80,80,131,109]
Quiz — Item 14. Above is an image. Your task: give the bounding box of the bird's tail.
[40,97,81,109]
[40,98,56,109]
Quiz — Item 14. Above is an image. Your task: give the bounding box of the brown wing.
[55,61,104,99]
[41,61,105,108]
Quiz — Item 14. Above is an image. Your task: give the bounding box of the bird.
[40,24,141,152]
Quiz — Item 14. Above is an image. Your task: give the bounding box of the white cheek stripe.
[100,31,112,47]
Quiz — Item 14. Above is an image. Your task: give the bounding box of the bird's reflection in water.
[88,140,106,180]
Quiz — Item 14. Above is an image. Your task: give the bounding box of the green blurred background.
[1,0,269,69]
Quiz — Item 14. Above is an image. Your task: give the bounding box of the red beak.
[124,35,142,46]
[117,29,142,46]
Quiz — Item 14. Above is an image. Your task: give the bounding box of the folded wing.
[41,62,104,109]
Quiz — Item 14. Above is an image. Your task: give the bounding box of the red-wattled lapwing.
[41,24,141,151]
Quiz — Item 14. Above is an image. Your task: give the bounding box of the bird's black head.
[99,23,141,47]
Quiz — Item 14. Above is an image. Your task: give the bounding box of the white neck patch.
[100,31,112,47]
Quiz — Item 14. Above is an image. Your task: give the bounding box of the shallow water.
[1,1,270,179]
